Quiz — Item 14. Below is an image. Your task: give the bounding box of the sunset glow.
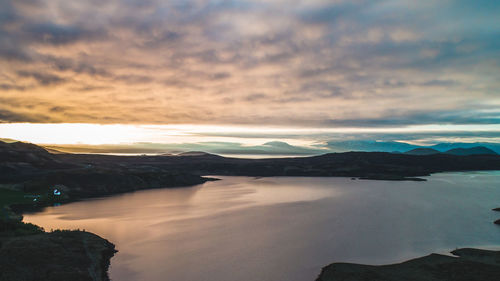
[1,123,499,147]
[2,1,500,280]
[1,0,499,154]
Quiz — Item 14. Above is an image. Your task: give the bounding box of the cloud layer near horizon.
[1,0,500,128]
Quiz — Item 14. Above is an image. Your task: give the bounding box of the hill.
[323,141,500,154]
[0,141,212,199]
[178,151,216,157]
[431,142,500,154]
[404,148,440,155]
[444,146,497,156]
[2,141,500,200]
[317,248,500,281]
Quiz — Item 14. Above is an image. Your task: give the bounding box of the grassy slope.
[0,188,33,208]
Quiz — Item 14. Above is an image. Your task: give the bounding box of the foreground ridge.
[316,248,500,281]
[0,209,117,281]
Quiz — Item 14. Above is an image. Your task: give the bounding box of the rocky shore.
[0,209,116,281]
[316,248,500,281]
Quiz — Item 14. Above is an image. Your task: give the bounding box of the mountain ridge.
[404,146,498,156]
[444,146,497,156]
[404,148,441,155]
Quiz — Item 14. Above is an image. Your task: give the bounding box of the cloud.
[0,83,26,91]
[21,22,92,45]
[0,0,498,131]
[0,108,52,123]
[16,70,66,86]
[324,108,500,127]
[244,93,268,102]
[298,1,362,25]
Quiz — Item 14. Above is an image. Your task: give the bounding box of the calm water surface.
[24,172,500,281]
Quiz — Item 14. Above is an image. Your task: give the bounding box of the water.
[23,172,500,281]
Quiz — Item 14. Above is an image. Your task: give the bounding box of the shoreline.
[9,176,219,216]
[316,248,500,281]
[0,207,117,281]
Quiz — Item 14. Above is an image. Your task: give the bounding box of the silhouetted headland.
[0,208,116,281]
[316,248,500,281]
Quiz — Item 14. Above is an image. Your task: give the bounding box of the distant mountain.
[325,140,417,153]
[444,146,497,156]
[178,151,214,156]
[42,140,324,157]
[405,148,440,155]
[326,140,500,154]
[430,142,500,154]
[5,138,500,157]
[404,146,497,156]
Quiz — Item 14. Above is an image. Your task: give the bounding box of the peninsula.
[2,140,500,203]
[316,248,500,281]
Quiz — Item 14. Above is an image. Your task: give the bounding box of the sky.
[1,0,499,155]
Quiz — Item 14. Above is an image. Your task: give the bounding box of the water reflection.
[24,173,500,281]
